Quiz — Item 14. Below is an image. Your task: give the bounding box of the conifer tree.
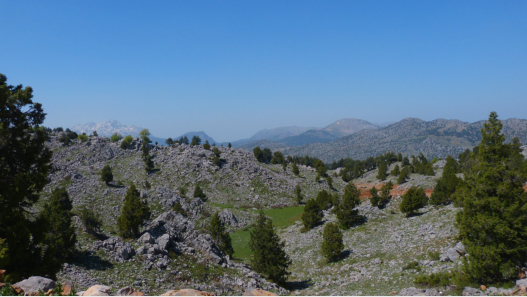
[379,181,393,206]
[326,175,333,189]
[193,185,207,201]
[144,155,154,173]
[228,142,232,148]
[141,142,150,160]
[282,161,287,171]
[110,132,123,142]
[369,187,380,207]
[397,167,409,184]
[376,161,388,180]
[249,211,291,285]
[101,164,113,185]
[337,183,362,229]
[209,212,234,257]
[397,153,403,162]
[253,147,263,162]
[165,138,174,146]
[139,129,151,143]
[294,185,303,204]
[454,112,527,283]
[391,164,400,176]
[400,187,428,217]
[292,162,300,176]
[315,190,332,210]
[301,199,322,229]
[117,184,151,238]
[36,187,76,279]
[402,156,410,166]
[203,140,211,150]
[321,222,344,262]
[78,206,102,234]
[173,202,187,217]
[430,155,460,205]
[191,135,201,146]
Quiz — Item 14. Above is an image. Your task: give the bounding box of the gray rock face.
[14,276,56,295]
[440,242,465,262]
[462,287,484,296]
[516,278,527,287]
[398,287,439,296]
[218,209,239,227]
[93,237,136,262]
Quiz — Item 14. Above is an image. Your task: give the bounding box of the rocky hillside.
[72,120,144,137]
[277,129,338,147]
[283,118,527,163]
[321,118,379,138]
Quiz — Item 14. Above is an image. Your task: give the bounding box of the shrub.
[100,164,113,185]
[173,202,187,217]
[400,187,428,216]
[321,222,344,262]
[428,250,440,261]
[203,140,210,150]
[120,135,133,149]
[110,132,123,142]
[212,147,221,157]
[294,185,303,204]
[291,162,300,176]
[301,199,322,229]
[209,212,233,257]
[78,206,102,233]
[117,184,151,238]
[78,134,88,142]
[337,183,363,229]
[193,185,207,201]
[144,155,154,173]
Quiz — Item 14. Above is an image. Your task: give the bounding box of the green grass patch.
[208,202,234,209]
[230,230,252,262]
[264,206,304,228]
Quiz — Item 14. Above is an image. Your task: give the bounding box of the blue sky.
[2,1,526,142]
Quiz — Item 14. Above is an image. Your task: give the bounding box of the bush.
[173,202,187,217]
[369,187,380,207]
[212,147,221,157]
[193,185,207,201]
[203,140,211,150]
[291,162,300,176]
[400,187,428,216]
[428,250,440,261]
[301,199,322,229]
[403,261,420,271]
[117,184,151,238]
[294,185,303,204]
[337,183,363,229]
[321,222,344,262]
[209,212,233,257]
[120,135,133,149]
[144,155,154,173]
[179,186,187,197]
[110,132,123,142]
[78,134,88,142]
[100,164,113,185]
[430,155,460,205]
[78,206,102,233]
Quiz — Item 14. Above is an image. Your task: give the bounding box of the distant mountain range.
[71,120,167,144]
[174,131,218,145]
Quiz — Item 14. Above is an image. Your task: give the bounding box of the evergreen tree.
[193,185,207,201]
[120,135,133,149]
[78,206,102,234]
[326,175,333,189]
[376,160,388,180]
[262,148,273,163]
[117,184,151,238]
[337,183,363,229]
[282,161,287,171]
[379,181,393,206]
[249,211,291,285]
[203,140,211,150]
[454,112,527,283]
[301,199,322,229]
[35,187,76,279]
[321,222,344,262]
[253,147,263,162]
[397,153,403,162]
[313,159,327,177]
[430,155,460,205]
[212,147,221,157]
[397,167,409,184]
[139,129,151,143]
[228,142,232,148]
[402,156,410,166]
[209,212,233,257]
[110,132,123,142]
[141,142,150,159]
[391,164,400,176]
[191,135,201,145]
[400,187,428,217]
[271,152,285,164]
[292,162,300,176]
[165,138,174,146]
[294,185,303,204]
[315,190,333,210]
[182,136,189,144]
[0,74,53,281]
[369,187,380,207]
[100,164,113,185]
[172,202,188,217]
[144,155,154,173]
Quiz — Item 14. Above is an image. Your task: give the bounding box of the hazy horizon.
[2,1,526,141]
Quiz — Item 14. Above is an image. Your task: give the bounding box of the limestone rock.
[462,286,484,296]
[161,289,215,296]
[243,288,277,296]
[82,285,112,296]
[398,287,439,296]
[115,286,144,296]
[14,276,56,295]
[218,209,238,227]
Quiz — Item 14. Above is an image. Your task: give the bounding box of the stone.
[14,276,56,295]
[115,286,144,296]
[82,285,112,296]
[398,287,439,296]
[516,278,527,287]
[480,285,486,291]
[462,286,483,296]
[218,209,239,226]
[138,232,155,244]
[160,289,215,296]
[61,283,73,296]
[157,234,172,250]
[243,288,277,296]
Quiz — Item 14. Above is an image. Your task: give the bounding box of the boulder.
[517,278,527,288]
[243,288,277,296]
[161,289,215,296]
[82,285,111,296]
[398,287,439,296]
[138,232,155,244]
[14,276,56,295]
[462,286,484,296]
[115,287,144,296]
[157,234,172,250]
[218,209,238,227]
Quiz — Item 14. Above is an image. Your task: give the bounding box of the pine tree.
[203,140,211,150]
[376,161,388,180]
[397,153,403,162]
[315,190,332,210]
[209,212,234,257]
[400,187,428,217]
[249,211,291,285]
[110,132,123,142]
[78,206,102,233]
[117,184,151,238]
[430,155,460,205]
[165,138,174,146]
[144,155,154,173]
[391,164,400,176]
[454,112,527,283]
[326,175,333,189]
[228,142,232,148]
[301,199,322,229]
[36,187,76,279]
[292,162,300,176]
[379,181,393,206]
[193,185,207,201]
[321,222,344,262]
[337,183,363,229]
[282,161,287,171]
[172,202,188,217]
[253,147,263,162]
[141,142,150,160]
[294,185,303,204]
[397,167,409,184]
[369,187,380,207]
[101,164,113,185]
[191,135,201,145]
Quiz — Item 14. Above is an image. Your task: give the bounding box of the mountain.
[321,118,379,137]
[276,129,338,146]
[283,118,527,163]
[72,120,143,137]
[237,139,289,150]
[248,126,317,141]
[175,131,217,144]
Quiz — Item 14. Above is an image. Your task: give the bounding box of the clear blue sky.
[2,1,526,142]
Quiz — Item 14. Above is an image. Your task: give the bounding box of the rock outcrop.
[13,276,56,296]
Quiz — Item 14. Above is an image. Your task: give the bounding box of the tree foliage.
[454,112,527,283]
[379,181,393,207]
[369,187,380,207]
[172,202,187,217]
[193,185,207,201]
[100,164,113,185]
[291,162,300,176]
[120,135,134,149]
[144,155,154,173]
[110,132,123,142]
[376,160,388,180]
[294,185,303,204]
[301,199,322,229]
[336,183,363,229]
[191,135,201,146]
[249,211,291,285]
[209,212,233,257]
[78,206,102,234]
[203,140,210,150]
[117,184,151,238]
[321,222,344,262]
[430,155,460,205]
[139,129,151,143]
[400,187,428,216]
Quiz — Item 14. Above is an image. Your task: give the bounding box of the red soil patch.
[354,182,433,199]
[524,184,527,192]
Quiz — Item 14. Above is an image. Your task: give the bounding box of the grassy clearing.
[231,230,252,261]
[208,202,235,209]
